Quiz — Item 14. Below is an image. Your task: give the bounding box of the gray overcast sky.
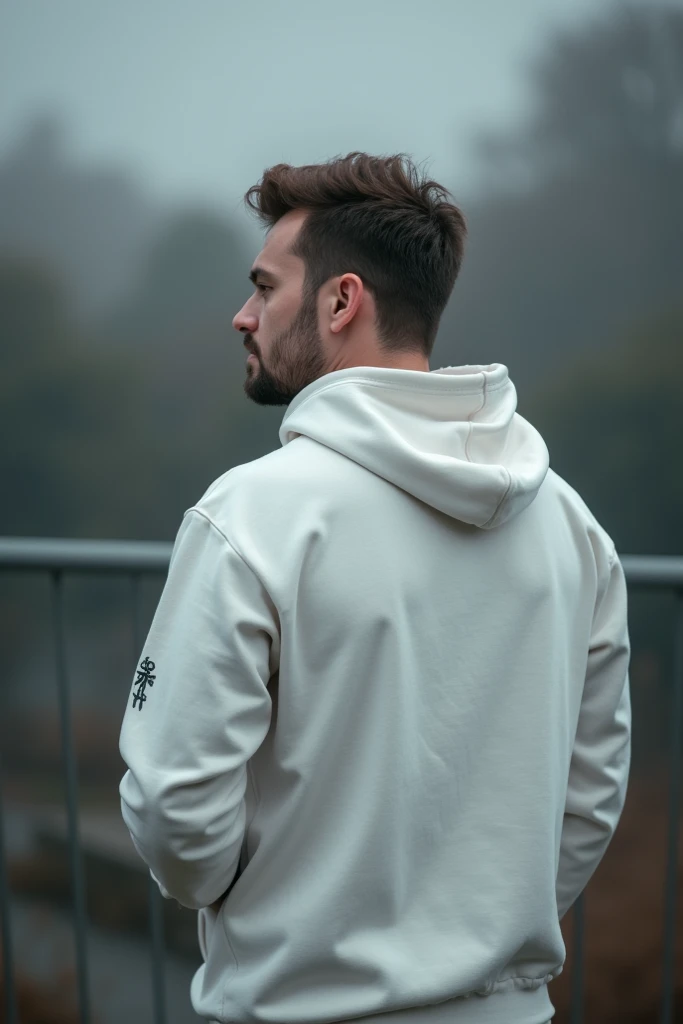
[0,0,640,219]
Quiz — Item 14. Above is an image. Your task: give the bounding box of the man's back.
[120,363,631,1024]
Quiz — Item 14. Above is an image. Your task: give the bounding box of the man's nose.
[232,305,257,333]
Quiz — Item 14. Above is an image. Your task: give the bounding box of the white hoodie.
[119,363,631,1024]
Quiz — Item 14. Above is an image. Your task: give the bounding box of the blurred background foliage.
[1,0,681,548]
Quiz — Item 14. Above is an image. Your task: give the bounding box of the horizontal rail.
[0,537,173,573]
[619,556,683,589]
[0,538,682,587]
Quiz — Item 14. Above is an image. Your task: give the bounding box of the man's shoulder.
[187,437,346,534]
[543,467,618,560]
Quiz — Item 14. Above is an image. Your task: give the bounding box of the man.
[119,152,631,1024]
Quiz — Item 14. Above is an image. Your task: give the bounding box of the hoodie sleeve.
[119,509,278,910]
[556,547,632,922]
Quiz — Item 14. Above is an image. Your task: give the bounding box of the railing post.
[131,574,168,1024]
[660,588,683,1024]
[0,742,18,1024]
[51,570,91,1024]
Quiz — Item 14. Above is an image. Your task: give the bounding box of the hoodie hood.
[279,363,550,529]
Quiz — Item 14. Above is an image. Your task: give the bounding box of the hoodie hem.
[327,983,554,1024]
[209,984,554,1024]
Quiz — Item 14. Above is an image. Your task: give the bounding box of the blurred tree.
[100,208,251,345]
[521,301,683,558]
[0,255,159,540]
[474,0,683,183]
[0,113,161,319]
[434,0,683,397]
[0,231,281,544]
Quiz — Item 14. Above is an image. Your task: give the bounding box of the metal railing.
[0,537,682,1024]
[0,537,172,1024]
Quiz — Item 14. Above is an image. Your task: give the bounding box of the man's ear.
[330,274,363,332]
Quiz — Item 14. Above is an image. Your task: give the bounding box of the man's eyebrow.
[249,266,278,285]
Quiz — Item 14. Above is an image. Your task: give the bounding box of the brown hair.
[244,151,467,357]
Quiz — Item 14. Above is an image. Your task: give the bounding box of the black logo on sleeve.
[132,656,156,710]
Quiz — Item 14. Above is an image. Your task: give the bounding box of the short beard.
[243,286,328,407]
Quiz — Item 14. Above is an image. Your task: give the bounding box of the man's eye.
[256,283,270,293]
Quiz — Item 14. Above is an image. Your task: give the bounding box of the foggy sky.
[0,0,651,223]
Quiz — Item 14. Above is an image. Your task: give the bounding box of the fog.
[1,0,604,214]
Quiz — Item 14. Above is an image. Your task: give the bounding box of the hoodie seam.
[182,507,269,597]
[464,371,489,464]
[481,468,514,529]
[465,371,514,530]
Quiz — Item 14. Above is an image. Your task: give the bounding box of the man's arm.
[119,509,279,910]
[556,547,632,921]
